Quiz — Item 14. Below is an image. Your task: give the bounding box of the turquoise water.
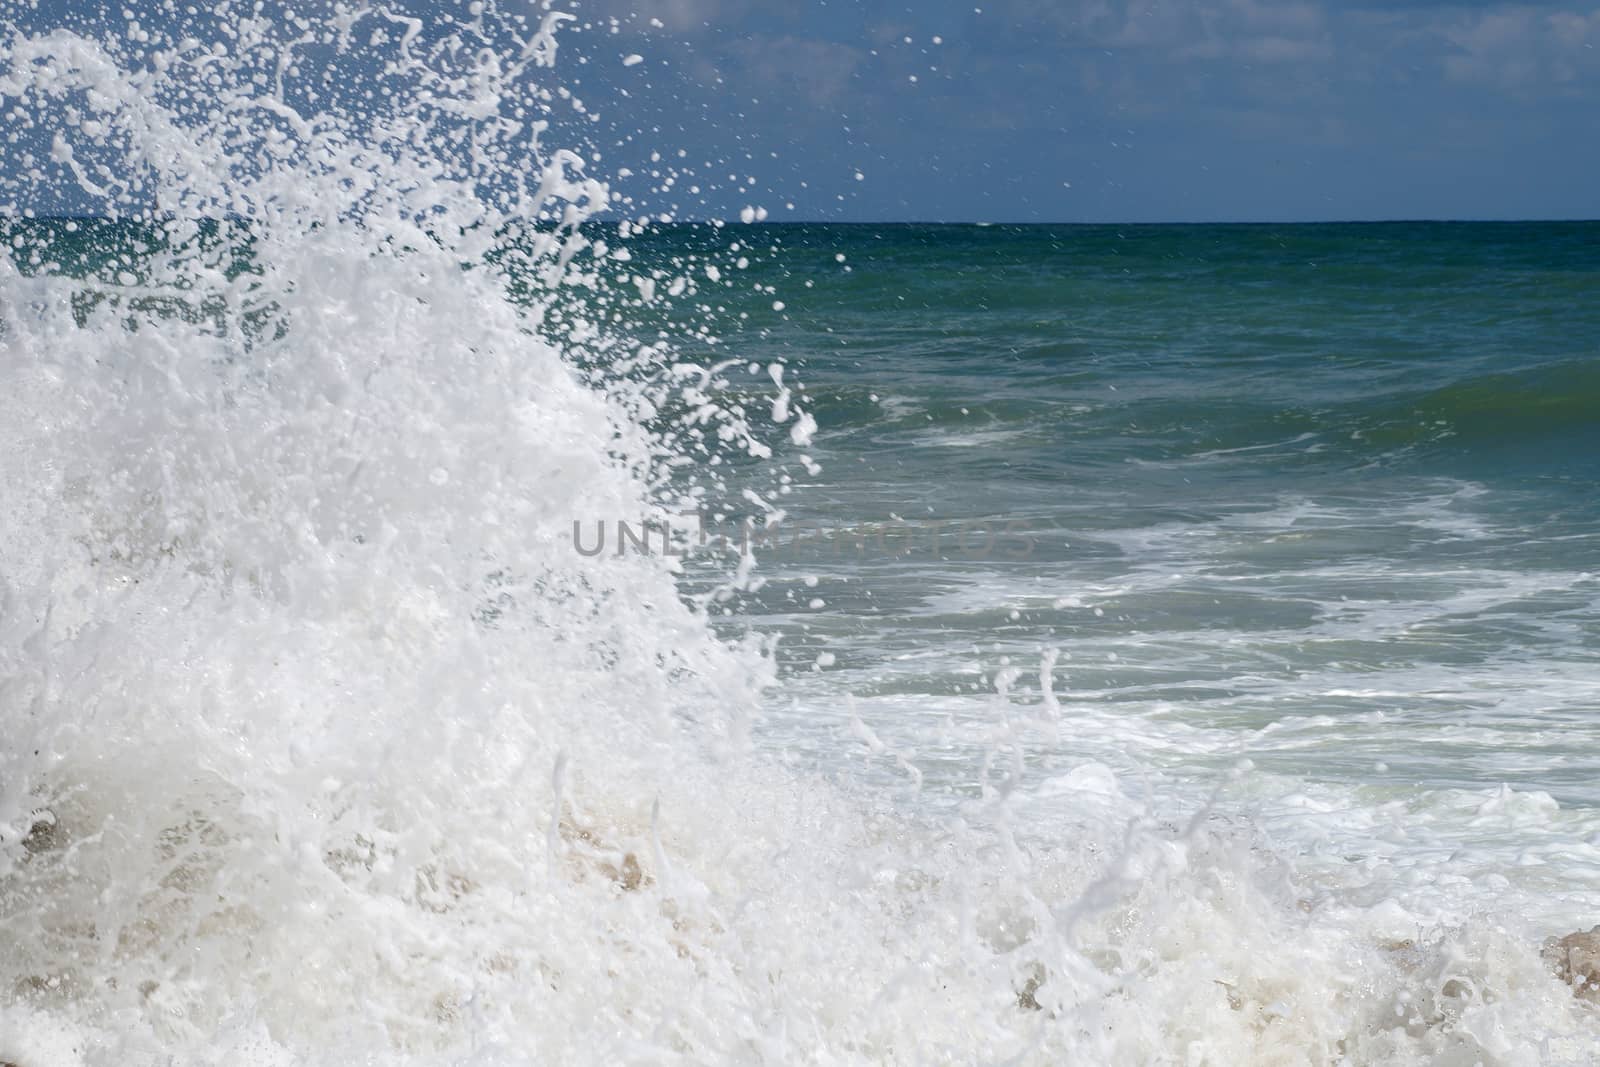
[675,223,1600,807]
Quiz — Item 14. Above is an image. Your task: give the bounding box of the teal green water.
[685,222,1600,810]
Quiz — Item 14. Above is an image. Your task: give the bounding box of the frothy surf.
[2,4,1599,1065]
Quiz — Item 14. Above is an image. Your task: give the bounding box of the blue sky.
[559,0,1600,221]
[4,0,1597,221]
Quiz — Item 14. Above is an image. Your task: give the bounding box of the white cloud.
[1440,6,1600,89]
[724,34,867,106]
[1010,0,1333,64]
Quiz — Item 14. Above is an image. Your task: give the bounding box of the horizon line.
[4,213,1598,227]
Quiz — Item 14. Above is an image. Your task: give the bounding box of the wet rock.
[559,817,650,892]
[20,810,57,855]
[1016,962,1047,1012]
[1542,926,1600,1001]
[616,852,643,892]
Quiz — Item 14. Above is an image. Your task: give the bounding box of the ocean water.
[713,220,1600,804]
[4,7,1600,1066]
